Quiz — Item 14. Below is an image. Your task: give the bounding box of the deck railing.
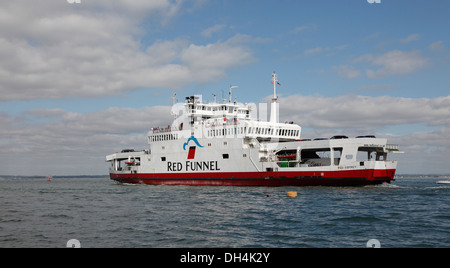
[386,144,399,151]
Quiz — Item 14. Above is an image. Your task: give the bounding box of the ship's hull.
[110,169,396,186]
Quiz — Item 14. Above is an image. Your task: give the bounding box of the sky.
[1,0,449,176]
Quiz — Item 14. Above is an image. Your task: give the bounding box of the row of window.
[190,104,249,114]
[247,127,299,137]
[208,126,300,137]
[149,133,179,142]
[149,126,299,142]
[161,154,231,162]
[207,127,246,137]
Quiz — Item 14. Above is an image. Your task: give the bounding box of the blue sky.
[0,0,449,175]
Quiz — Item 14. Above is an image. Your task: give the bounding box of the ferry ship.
[106,73,400,186]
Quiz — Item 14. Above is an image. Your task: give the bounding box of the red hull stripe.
[110,169,396,186]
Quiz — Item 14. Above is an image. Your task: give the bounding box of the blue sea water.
[0,176,449,248]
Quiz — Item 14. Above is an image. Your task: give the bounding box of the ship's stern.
[372,160,397,183]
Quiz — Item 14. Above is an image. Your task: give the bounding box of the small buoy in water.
[266,194,270,197]
[286,191,297,198]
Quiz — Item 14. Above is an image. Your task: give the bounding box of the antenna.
[229,85,238,103]
[171,92,178,121]
[172,92,177,105]
[212,93,216,103]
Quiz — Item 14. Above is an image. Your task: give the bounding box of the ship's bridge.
[149,73,301,142]
[183,95,251,120]
[148,92,302,142]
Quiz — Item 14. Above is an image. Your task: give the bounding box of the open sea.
[1,175,449,248]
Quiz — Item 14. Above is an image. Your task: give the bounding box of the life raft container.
[277,154,296,159]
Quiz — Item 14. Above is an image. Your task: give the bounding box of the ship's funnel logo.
[183,136,204,159]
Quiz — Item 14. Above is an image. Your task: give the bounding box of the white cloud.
[201,24,227,37]
[386,128,450,174]
[332,65,360,79]
[355,50,430,78]
[400,33,420,43]
[304,45,348,56]
[276,94,450,132]
[275,94,450,174]
[291,25,309,34]
[180,41,255,80]
[0,0,254,101]
[429,40,445,52]
[304,47,325,55]
[226,33,272,44]
[356,84,398,93]
[0,105,172,175]
[290,24,317,34]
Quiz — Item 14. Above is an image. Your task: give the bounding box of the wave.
[364,183,402,189]
[425,185,450,190]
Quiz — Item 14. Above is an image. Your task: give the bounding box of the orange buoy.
[286,191,297,198]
